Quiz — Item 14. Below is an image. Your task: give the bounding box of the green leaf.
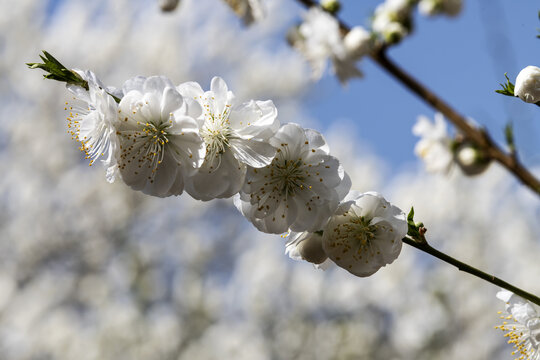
[504,121,516,154]
[495,73,515,97]
[407,207,415,224]
[27,50,88,90]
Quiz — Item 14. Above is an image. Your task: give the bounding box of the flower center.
[66,101,110,166]
[269,151,306,197]
[118,120,172,183]
[496,313,540,360]
[201,100,233,166]
[333,215,381,264]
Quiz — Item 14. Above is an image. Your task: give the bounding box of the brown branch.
[293,0,540,196]
[403,236,540,307]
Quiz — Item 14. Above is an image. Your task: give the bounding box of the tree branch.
[403,236,540,307]
[293,0,540,196]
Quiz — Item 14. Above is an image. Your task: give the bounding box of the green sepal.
[495,73,515,97]
[27,50,88,90]
[407,207,419,238]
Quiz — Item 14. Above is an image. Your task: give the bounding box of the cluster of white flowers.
[496,290,540,360]
[66,70,407,277]
[288,7,372,84]
[515,66,540,104]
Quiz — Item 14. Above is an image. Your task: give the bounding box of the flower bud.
[158,0,180,12]
[320,0,341,14]
[514,66,540,104]
[453,140,490,176]
[286,232,328,265]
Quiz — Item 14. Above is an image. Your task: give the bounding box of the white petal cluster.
[234,123,350,234]
[418,0,462,17]
[496,290,540,360]
[66,70,121,183]
[515,66,540,104]
[290,8,371,84]
[321,192,407,277]
[222,0,265,25]
[412,113,453,174]
[372,0,415,44]
[116,76,205,197]
[179,77,279,201]
[60,69,411,279]
[285,231,329,266]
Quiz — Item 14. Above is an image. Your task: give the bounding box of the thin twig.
[403,236,540,306]
[293,0,540,196]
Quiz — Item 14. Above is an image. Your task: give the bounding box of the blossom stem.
[292,0,540,197]
[402,236,540,307]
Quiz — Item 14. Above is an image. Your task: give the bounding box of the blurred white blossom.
[515,66,540,104]
[223,0,265,25]
[412,113,453,173]
[372,0,414,43]
[290,7,365,84]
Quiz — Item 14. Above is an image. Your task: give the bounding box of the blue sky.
[304,0,540,173]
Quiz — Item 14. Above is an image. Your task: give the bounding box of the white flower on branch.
[515,66,540,104]
[222,0,265,25]
[66,70,121,183]
[412,113,453,174]
[234,123,350,234]
[116,76,205,197]
[372,0,414,44]
[290,7,367,84]
[178,77,279,201]
[285,231,330,268]
[496,290,540,360]
[321,191,407,277]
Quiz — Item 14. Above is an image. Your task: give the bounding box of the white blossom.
[234,123,350,234]
[321,191,407,277]
[343,26,372,60]
[372,0,414,43]
[412,113,453,174]
[290,7,363,84]
[515,66,540,104]
[116,76,205,197]
[496,290,540,360]
[285,231,330,267]
[222,0,265,25]
[66,70,121,183]
[178,77,279,201]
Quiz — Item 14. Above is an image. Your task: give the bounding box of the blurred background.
[0,0,539,359]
